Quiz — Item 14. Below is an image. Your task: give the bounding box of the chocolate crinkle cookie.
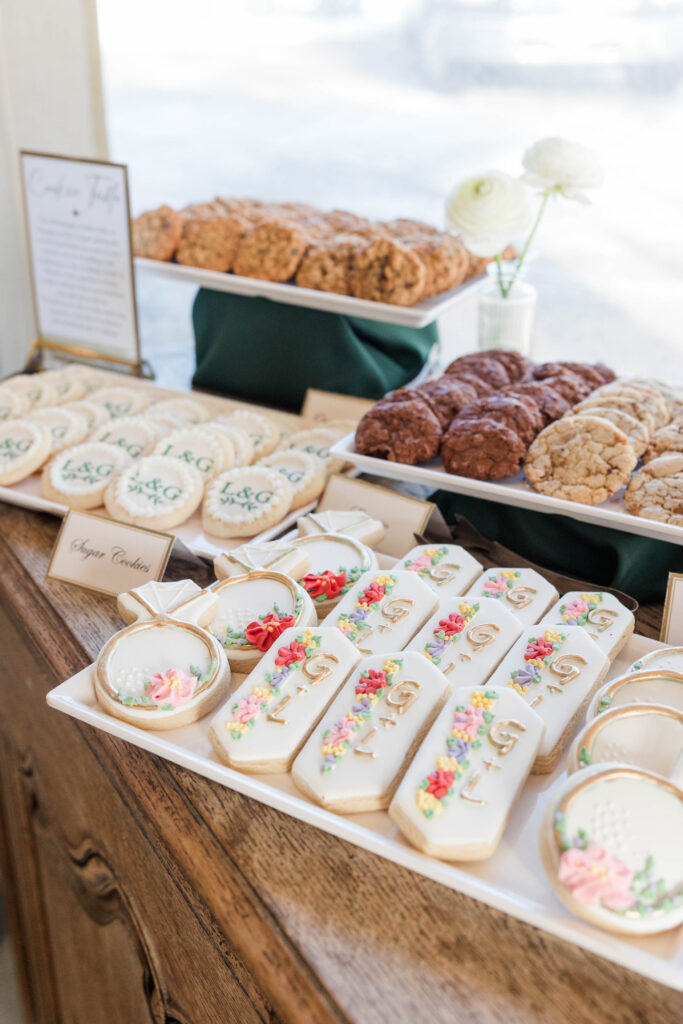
[355,389,442,464]
[457,393,543,446]
[442,418,527,480]
[501,381,570,427]
[445,369,495,399]
[532,368,594,403]
[445,354,511,390]
[476,349,532,383]
[417,377,478,429]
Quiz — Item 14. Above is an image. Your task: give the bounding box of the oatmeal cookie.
[643,421,683,463]
[572,394,655,438]
[629,378,683,419]
[233,218,309,282]
[175,212,247,272]
[441,418,527,480]
[417,377,478,429]
[295,234,366,294]
[131,206,182,261]
[380,218,440,239]
[323,210,379,236]
[445,353,511,389]
[571,406,649,458]
[524,415,637,506]
[589,382,670,430]
[624,454,683,525]
[408,234,469,297]
[501,381,570,426]
[355,389,441,464]
[457,393,543,446]
[350,238,427,306]
[215,197,278,223]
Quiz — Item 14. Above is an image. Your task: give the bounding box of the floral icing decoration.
[403,546,450,578]
[117,662,216,710]
[319,656,402,772]
[481,569,521,598]
[597,693,613,714]
[419,601,479,666]
[507,629,566,695]
[559,592,603,627]
[214,594,304,651]
[302,565,362,603]
[416,690,497,817]
[227,630,320,738]
[335,574,397,644]
[554,814,680,917]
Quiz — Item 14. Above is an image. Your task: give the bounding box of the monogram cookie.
[294,533,378,618]
[283,427,347,476]
[569,704,683,783]
[297,509,386,548]
[0,419,52,485]
[0,385,27,421]
[205,420,255,466]
[154,426,234,479]
[257,450,326,509]
[5,373,58,410]
[202,466,293,538]
[104,455,204,530]
[219,409,280,458]
[209,625,361,773]
[291,651,451,813]
[41,442,131,507]
[64,400,110,431]
[465,567,558,627]
[396,543,483,600]
[28,407,89,454]
[541,591,635,661]
[389,686,545,860]
[93,416,161,459]
[148,396,210,424]
[89,386,149,419]
[587,669,683,719]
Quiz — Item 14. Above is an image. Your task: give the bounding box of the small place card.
[317,474,433,558]
[661,572,683,644]
[301,388,373,425]
[47,510,174,596]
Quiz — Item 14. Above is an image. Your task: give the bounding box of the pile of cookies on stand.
[86,506,683,938]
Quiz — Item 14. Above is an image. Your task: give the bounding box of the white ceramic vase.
[478,262,537,355]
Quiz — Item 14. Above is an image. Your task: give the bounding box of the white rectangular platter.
[47,631,682,992]
[135,257,483,329]
[332,433,683,547]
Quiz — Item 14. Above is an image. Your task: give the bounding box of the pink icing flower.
[328,721,354,745]
[558,845,635,911]
[566,599,590,616]
[484,577,509,596]
[146,668,198,708]
[233,693,265,723]
[452,704,484,739]
[407,554,432,572]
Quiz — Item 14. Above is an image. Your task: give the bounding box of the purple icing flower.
[426,636,450,658]
[352,696,372,714]
[349,607,369,624]
[448,738,471,761]
[514,664,540,690]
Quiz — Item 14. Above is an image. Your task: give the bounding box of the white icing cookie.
[117,579,218,627]
[587,669,683,719]
[93,416,160,459]
[486,626,609,773]
[465,567,558,628]
[206,420,255,466]
[321,570,438,656]
[282,427,346,476]
[297,508,386,548]
[569,704,683,784]
[64,400,110,430]
[89,386,149,418]
[0,385,27,421]
[541,591,635,661]
[0,419,52,484]
[148,396,210,423]
[389,686,545,860]
[220,409,279,458]
[153,426,233,479]
[257,450,325,509]
[396,543,483,600]
[293,533,378,618]
[104,455,204,530]
[45,367,87,404]
[539,765,683,935]
[6,373,58,410]
[628,646,683,675]
[42,442,131,508]
[209,570,317,671]
[213,540,310,582]
[209,625,361,773]
[291,651,451,813]
[202,466,293,538]
[27,407,89,454]
[407,597,523,689]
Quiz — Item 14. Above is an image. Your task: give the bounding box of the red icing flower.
[302,570,348,600]
[438,613,466,637]
[245,614,296,652]
[525,637,554,661]
[359,582,385,606]
[275,639,307,667]
[425,769,454,799]
[355,668,387,696]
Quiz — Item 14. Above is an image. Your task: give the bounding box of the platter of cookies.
[334,348,683,544]
[0,364,357,558]
[47,533,683,990]
[132,198,503,328]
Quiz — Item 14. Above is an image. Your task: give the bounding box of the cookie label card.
[661,573,683,645]
[301,388,373,424]
[47,509,174,596]
[316,475,433,557]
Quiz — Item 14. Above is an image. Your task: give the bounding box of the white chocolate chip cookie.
[589,382,669,429]
[202,466,293,538]
[624,453,683,526]
[568,406,649,458]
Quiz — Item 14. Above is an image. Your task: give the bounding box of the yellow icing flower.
[581,593,602,603]
[543,629,563,643]
[450,728,469,741]
[383,658,400,676]
[252,687,270,699]
[436,756,460,772]
[423,547,438,557]
[417,790,442,816]
[458,601,474,615]
[470,691,494,710]
[501,569,517,579]
[229,721,247,734]
[527,657,545,670]
[301,629,316,647]
[509,681,525,696]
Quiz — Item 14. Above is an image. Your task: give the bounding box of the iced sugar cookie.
[154,426,233,479]
[206,421,255,466]
[41,442,130,508]
[587,670,683,719]
[408,597,523,687]
[297,509,386,548]
[148,396,210,423]
[487,626,609,773]
[93,416,160,459]
[396,543,483,600]
[213,540,310,582]
[45,367,87,404]
[6,373,57,410]
[104,455,204,530]
[202,466,293,538]
[294,533,378,618]
[257,450,325,510]
[541,591,635,661]
[209,570,317,671]
[0,419,52,485]
[628,646,683,675]
[569,704,683,783]
[291,651,451,813]
[321,570,438,656]
[221,409,279,458]
[64,400,110,431]
[89,386,149,419]
[0,385,27,421]
[389,686,545,860]
[28,407,89,454]
[283,427,346,476]
[465,567,559,628]
[209,625,361,773]
[540,766,683,935]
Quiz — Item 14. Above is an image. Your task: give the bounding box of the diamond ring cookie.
[93,417,161,459]
[94,580,230,730]
[28,407,89,454]
[257,450,326,509]
[154,426,234,480]
[214,540,310,582]
[524,415,637,505]
[464,568,558,628]
[540,591,635,661]
[624,454,683,526]
[89,386,149,419]
[389,686,545,860]
[539,765,683,935]
[292,533,378,618]
[568,704,683,783]
[104,455,204,530]
[395,543,483,601]
[297,509,386,548]
[209,625,361,773]
[587,670,683,719]
[41,442,131,508]
[0,419,52,485]
[203,466,293,538]
[291,651,451,813]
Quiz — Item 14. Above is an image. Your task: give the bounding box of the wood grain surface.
[0,501,680,1024]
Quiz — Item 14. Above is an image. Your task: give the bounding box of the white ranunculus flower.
[444,171,532,258]
[522,137,603,202]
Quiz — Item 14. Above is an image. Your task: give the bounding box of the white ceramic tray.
[135,257,483,329]
[47,631,682,991]
[332,433,683,546]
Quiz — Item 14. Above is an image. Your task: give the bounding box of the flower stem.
[500,189,551,298]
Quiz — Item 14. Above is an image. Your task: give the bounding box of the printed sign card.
[301,388,373,424]
[661,572,683,644]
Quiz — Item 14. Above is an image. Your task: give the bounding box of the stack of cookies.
[132,199,508,307]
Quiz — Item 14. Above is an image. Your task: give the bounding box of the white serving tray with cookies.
[47,629,683,992]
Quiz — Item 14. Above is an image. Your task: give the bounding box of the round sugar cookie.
[206,420,255,466]
[153,426,234,479]
[27,407,89,454]
[6,373,58,410]
[203,466,293,538]
[257,450,325,509]
[293,532,378,617]
[0,385,26,421]
[42,441,131,508]
[282,427,347,476]
[89,386,149,419]
[104,455,204,530]
[149,396,210,424]
[0,419,52,484]
[45,368,87,404]
[568,704,683,783]
[64,399,110,431]
[92,416,160,459]
[221,409,280,458]
[588,669,683,719]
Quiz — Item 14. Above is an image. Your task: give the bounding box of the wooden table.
[0,502,680,1024]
